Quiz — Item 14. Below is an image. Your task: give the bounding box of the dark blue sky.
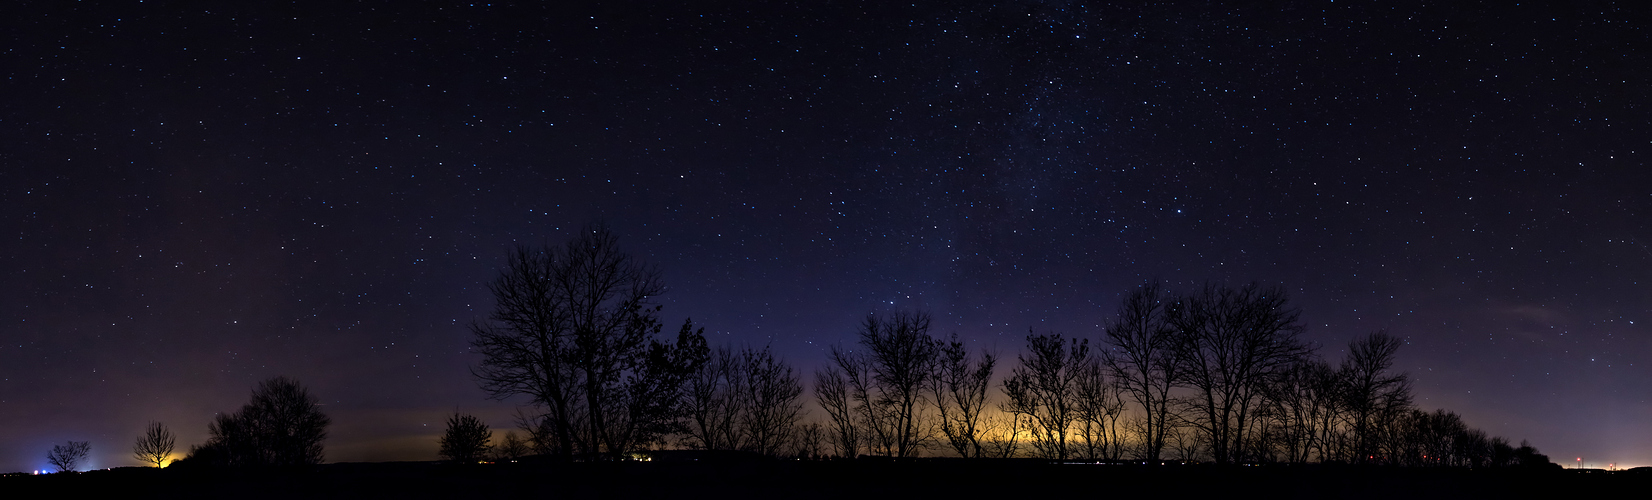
[2,2,1647,471]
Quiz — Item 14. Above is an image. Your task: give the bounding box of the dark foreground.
[2,460,1641,499]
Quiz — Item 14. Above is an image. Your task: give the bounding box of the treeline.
[812,283,1552,468]
[36,376,330,473]
[36,226,1554,473]
[463,225,1555,468]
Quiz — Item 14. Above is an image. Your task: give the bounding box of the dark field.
[3,460,1642,500]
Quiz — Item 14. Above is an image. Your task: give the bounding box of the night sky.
[3,2,1648,472]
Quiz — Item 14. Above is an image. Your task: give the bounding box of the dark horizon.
[1,2,1647,473]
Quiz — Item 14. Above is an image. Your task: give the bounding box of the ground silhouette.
[1,459,1637,500]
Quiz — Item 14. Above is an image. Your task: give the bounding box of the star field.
[1,2,1648,471]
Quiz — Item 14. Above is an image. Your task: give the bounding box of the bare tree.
[133,421,176,468]
[472,244,581,459]
[1245,403,1285,463]
[828,311,937,458]
[1340,330,1412,464]
[1073,358,1127,460]
[439,413,493,463]
[1308,360,1350,462]
[928,332,996,458]
[813,363,860,458]
[835,345,892,455]
[513,407,560,457]
[1454,426,1493,468]
[685,346,745,451]
[197,376,330,467]
[981,411,1026,458]
[739,346,806,457]
[1003,331,1089,460]
[47,441,90,472]
[1260,358,1338,463]
[1102,281,1180,461]
[791,421,825,459]
[494,430,530,462]
[1169,283,1310,464]
[1417,409,1468,466]
[1422,409,1464,466]
[470,224,708,460]
[685,345,803,457]
[1167,424,1204,463]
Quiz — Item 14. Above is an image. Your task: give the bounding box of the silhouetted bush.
[439,413,492,464]
[189,376,330,467]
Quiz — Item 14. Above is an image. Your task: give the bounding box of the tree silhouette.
[1102,281,1180,461]
[738,346,805,457]
[1003,331,1089,460]
[47,441,90,472]
[791,421,825,459]
[470,223,708,460]
[684,344,804,457]
[195,376,330,467]
[1408,408,1465,466]
[1169,283,1309,464]
[613,319,711,454]
[476,271,1557,468]
[132,421,175,468]
[472,243,581,459]
[513,407,560,457]
[1073,357,1127,460]
[1259,358,1339,463]
[928,332,996,458]
[1512,440,1556,468]
[828,310,937,457]
[980,412,1026,458]
[813,362,860,458]
[439,413,493,463]
[494,431,530,462]
[1340,330,1412,464]
[1166,423,1204,462]
[1225,324,1557,468]
[686,346,747,451]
